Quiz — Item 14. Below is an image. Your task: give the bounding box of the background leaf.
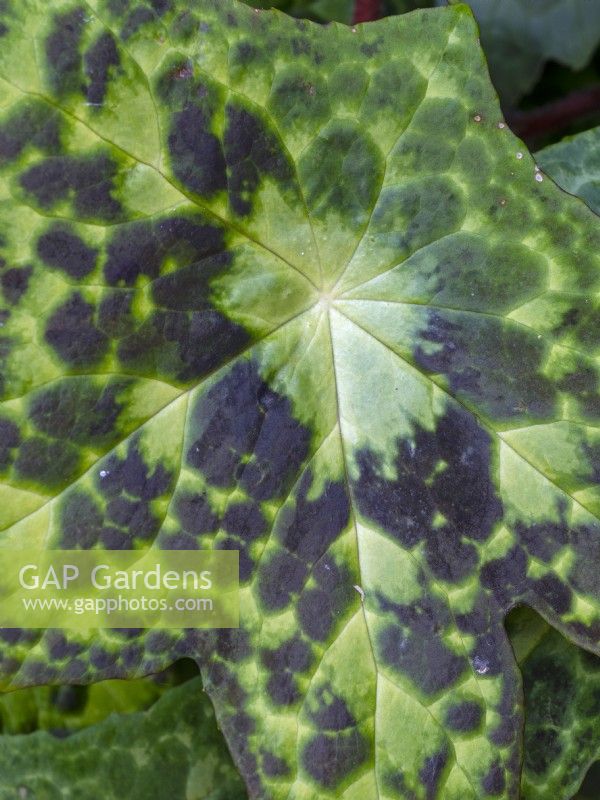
[460,1,600,104]
[507,607,600,800]
[0,659,197,735]
[573,762,600,800]
[536,126,600,216]
[0,676,247,800]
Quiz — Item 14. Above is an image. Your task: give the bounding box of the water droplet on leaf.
[472,655,489,674]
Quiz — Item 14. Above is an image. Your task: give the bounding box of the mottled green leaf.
[505,135,600,800]
[0,1,599,798]
[506,607,600,800]
[0,676,247,799]
[537,127,600,217]
[246,1,600,105]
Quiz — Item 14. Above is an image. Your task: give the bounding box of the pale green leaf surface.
[0,2,599,799]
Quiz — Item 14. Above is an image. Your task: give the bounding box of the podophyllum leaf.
[504,607,600,800]
[244,1,600,106]
[504,145,600,800]
[0,676,247,800]
[0,658,198,735]
[537,127,600,217]
[0,1,599,798]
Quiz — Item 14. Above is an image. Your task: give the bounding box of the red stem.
[352,0,381,24]
[507,85,600,145]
